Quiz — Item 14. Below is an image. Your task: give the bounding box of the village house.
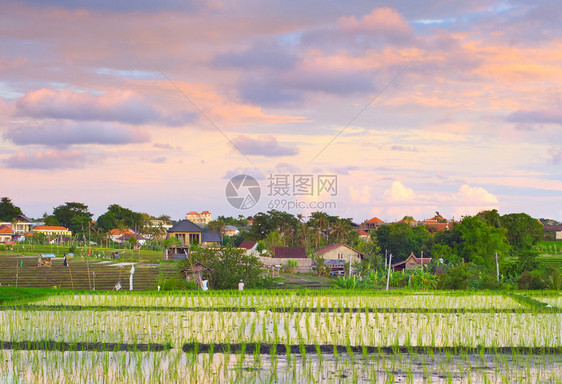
[314,243,364,274]
[421,214,452,233]
[31,225,72,237]
[0,215,32,235]
[258,246,312,273]
[391,252,432,272]
[238,241,260,257]
[356,229,371,241]
[185,211,212,227]
[222,225,239,237]
[360,217,385,231]
[165,219,220,259]
[108,229,136,242]
[543,225,562,240]
[0,225,14,243]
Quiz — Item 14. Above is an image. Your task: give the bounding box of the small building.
[391,252,432,272]
[238,241,259,257]
[116,233,147,246]
[543,225,562,240]
[356,229,371,241]
[167,220,204,245]
[315,244,364,264]
[0,225,15,243]
[421,215,452,233]
[108,229,136,242]
[222,225,239,237]
[259,247,312,273]
[185,211,212,227]
[201,232,221,246]
[32,226,72,237]
[360,217,385,231]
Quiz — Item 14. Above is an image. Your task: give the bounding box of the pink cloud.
[4,149,86,169]
[16,88,162,124]
[337,8,413,38]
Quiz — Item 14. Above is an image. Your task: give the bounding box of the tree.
[376,223,431,261]
[52,202,93,235]
[500,213,543,255]
[97,204,144,232]
[183,246,269,289]
[457,215,510,271]
[0,197,23,222]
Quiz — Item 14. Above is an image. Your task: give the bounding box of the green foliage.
[438,264,471,290]
[517,270,547,290]
[159,274,197,291]
[97,204,144,232]
[284,259,298,274]
[457,216,510,271]
[376,223,431,261]
[518,249,540,272]
[0,197,23,222]
[44,215,60,226]
[181,246,270,289]
[52,202,93,235]
[431,244,460,263]
[500,213,543,255]
[162,237,181,247]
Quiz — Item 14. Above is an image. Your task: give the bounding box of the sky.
[0,0,561,223]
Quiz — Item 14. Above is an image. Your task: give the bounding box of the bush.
[437,264,470,290]
[517,270,547,290]
[160,274,198,291]
[283,259,298,274]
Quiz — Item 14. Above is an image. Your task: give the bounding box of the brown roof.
[272,247,307,258]
[238,241,257,250]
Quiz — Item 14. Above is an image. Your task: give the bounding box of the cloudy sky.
[1,0,561,222]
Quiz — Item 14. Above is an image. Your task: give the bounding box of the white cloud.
[349,185,371,203]
[383,181,415,201]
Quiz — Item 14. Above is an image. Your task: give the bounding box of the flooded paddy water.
[0,291,560,382]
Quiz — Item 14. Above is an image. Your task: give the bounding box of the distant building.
[421,214,452,233]
[0,225,15,243]
[356,229,371,241]
[165,219,221,259]
[392,252,432,272]
[108,229,136,242]
[315,243,364,264]
[238,241,259,257]
[185,211,212,227]
[360,217,385,231]
[222,225,239,237]
[543,225,562,240]
[32,226,72,237]
[259,246,312,273]
[0,215,32,234]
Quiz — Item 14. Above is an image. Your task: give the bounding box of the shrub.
[437,264,470,290]
[283,259,298,274]
[517,270,547,290]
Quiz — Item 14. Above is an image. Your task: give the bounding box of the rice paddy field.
[0,289,560,383]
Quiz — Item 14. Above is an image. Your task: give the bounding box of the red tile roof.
[33,226,69,231]
[357,230,370,236]
[0,225,14,234]
[186,211,199,215]
[201,211,211,215]
[109,229,134,235]
[272,247,307,258]
[365,217,384,223]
